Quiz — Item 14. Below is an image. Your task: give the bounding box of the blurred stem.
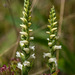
[56,0,65,71]
[5,0,19,38]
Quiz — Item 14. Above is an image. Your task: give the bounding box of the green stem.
[22,70,28,75]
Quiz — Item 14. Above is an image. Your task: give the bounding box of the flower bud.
[51,28,57,32]
[48,42,52,47]
[20,24,27,29]
[20,40,28,45]
[46,31,50,34]
[20,32,28,37]
[20,17,27,23]
[28,22,31,27]
[23,48,29,54]
[47,25,51,29]
[50,34,55,39]
[53,22,57,26]
[22,11,27,17]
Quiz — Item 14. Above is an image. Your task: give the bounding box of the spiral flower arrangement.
[16,0,35,75]
[43,6,62,74]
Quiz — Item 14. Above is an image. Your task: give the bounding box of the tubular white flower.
[51,28,57,32]
[23,61,30,67]
[29,46,35,51]
[43,53,51,58]
[48,42,52,47]
[53,22,57,26]
[23,48,30,54]
[20,24,27,29]
[50,34,55,39]
[16,51,20,57]
[30,53,36,59]
[20,40,28,45]
[53,45,62,50]
[30,37,34,40]
[17,62,23,70]
[20,32,28,37]
[46,31,50,34]
[48,58,57,63]
[20,17,27,22]
[20,53,24,57]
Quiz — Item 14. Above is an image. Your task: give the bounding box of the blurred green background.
[0,0,75,75]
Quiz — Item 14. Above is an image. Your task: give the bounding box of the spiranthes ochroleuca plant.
[16,0,35,75]
[43,6,62,74]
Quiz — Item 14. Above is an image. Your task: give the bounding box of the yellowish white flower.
[23,48,30,54]
[28,22,31,26]
[17,62,23,70]
[20,24,27,29]
[50,34,55,39]
[20,42,24,47]
[30,37,34,40]
[29,29,33,32]
[22,11,27,16]
[20,40,28,45]
[53,22,57,26]
[53,45,62,50]
[53,17,56,20]
[51,28,57,32]
[47,38,49,41]
[23,61,30,67]
[29,46,35,51]
[20,17,27,22]
[46,31,50,34]
[43,53,51,58]
[20,32,28,37]
[48,42,52,47]
[47,25,51,28]
[30,53,36,59]
[48,58,57,63]
[16,51,20,57]
[20,53,24,57]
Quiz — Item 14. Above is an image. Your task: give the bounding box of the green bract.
[44,6,62,74]
[16,0,35,75]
